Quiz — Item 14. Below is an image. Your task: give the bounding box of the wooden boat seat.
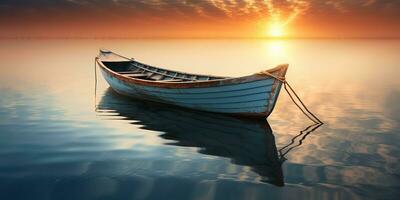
[122,73,148,78]
[160,79,183,82]
[148,74,163,80]
[119,71,142,74]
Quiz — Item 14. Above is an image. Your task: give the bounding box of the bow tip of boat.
[99,48,112,54]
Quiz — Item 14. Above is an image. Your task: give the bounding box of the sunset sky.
[1,0,399,38]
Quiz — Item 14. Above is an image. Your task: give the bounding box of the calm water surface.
[0,39,399,200]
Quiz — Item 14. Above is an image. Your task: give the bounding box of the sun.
[268,23,285,38]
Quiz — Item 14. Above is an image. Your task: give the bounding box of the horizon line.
[1,36,400,40]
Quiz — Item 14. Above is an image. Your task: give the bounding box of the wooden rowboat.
[96,49,288,117]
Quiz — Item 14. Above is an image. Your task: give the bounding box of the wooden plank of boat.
[96,49,288,118]
[118,71,143,74]
[122,74,148,78]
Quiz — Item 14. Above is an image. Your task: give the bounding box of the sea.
[0,39,399,200]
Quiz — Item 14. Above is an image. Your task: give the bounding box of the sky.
[0,0,399,38]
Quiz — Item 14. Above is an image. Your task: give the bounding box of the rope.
[94,57,98,111]
[278,123,316,154]
[278,123,322,159]
[284,82,323,124]
[259,70,323,124]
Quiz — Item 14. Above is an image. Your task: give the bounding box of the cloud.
[263,0,310,27]
[1,0,399,19]
[0,0,399,37]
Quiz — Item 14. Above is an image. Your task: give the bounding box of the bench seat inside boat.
[102,61,225,82]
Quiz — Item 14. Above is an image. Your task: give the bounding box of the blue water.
[0,39,399,200]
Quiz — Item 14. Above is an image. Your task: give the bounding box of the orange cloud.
[0,0,399,38]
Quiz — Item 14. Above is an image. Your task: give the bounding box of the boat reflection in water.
[97,88,321,187]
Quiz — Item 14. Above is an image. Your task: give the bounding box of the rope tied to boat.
[258,70,323,124]
[94,57,98,111]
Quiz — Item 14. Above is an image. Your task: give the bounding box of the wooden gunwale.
[96,57,288,89]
